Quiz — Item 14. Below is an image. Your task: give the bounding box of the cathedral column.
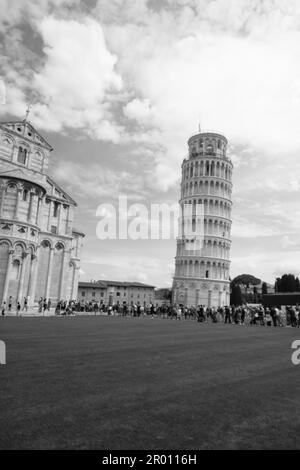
[57,203,62,234]
[37,196,45,227]
[45,247,54,300]
[71,265,80,300]
[0,184,6,216]
[66,206,70,235]
[27,190,34,223]
[14,186,22,219]
[27,150,32,168]
[17,252,29,303]
[27,252,39,306]
[12,145,18,163]
[47,200,53,231]
[2,249,14,302]
[58,248,68,300]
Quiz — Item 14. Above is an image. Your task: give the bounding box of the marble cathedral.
[0,116,84,309]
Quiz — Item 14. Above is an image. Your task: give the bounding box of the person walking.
[22,297,28,312]
[290,306,297,327]
[270,307,277,327]
[177,306,182,321]
[1,302,6,316]
[16,301,21,316]
[265,308,272,326]
[225,305,231,324]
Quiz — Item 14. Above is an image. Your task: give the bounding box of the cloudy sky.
[1,0,300,286]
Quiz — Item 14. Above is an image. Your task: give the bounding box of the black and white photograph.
[1,0,300,456]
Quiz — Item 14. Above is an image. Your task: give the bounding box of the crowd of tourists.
[55,300,300,327]
[2,296,300,327]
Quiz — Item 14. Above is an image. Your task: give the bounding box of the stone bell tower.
[172,132,233,308]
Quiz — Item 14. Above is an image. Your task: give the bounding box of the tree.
[230,283,243,306]
[275,277,281,293]
[275,274,300,292]
[262,282,268,295]
[232,274,261,286]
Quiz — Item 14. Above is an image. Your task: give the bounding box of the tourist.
[265,308,272,326]
[176,305,181,320]
[290,306,297,327]
[22,297,28,312]
[1,302,6,316]
[224,305,231,324]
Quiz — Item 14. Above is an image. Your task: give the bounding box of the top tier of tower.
[187,132,229,160]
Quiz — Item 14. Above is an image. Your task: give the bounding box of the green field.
[1,316,300,450]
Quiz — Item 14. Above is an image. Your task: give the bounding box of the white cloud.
[231,251,300,283]
[30,17,123,141]
[123,98,155,125]
[0,0,80,30]
[51,161,150,200]
[82,252,162,284]
[94,0,300,189]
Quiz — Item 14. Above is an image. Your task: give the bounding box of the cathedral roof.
[0,120,53,151]
[47,175,77,206]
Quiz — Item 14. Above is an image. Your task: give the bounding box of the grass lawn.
[1,316,300,450]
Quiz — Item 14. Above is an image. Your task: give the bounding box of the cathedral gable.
[0,121,53,151]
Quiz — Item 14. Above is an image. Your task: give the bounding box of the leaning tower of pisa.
[172,132,233,308]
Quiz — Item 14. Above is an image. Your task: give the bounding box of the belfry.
[172,132,233,307]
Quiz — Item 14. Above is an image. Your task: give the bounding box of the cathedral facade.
[172,132,233,308]
[0,117,84,308]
